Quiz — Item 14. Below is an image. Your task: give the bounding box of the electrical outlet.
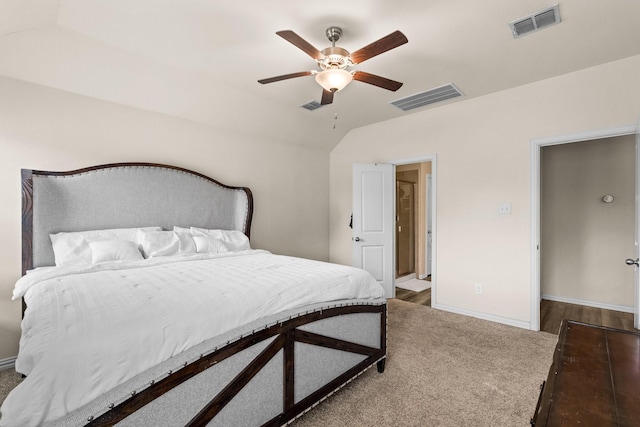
[498,203,512,214]
[474,283,483,295]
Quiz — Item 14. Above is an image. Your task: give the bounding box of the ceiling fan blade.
[258,71,313,84]
[320,89,335,105]
[349,30,408,64]
[353,71,403,91]
[276,30,324,60]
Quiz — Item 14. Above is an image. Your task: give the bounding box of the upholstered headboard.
[21,163,253,273]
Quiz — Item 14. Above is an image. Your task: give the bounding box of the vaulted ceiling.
[2,0,639,150]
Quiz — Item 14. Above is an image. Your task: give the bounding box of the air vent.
[301,100,323,111]
[390,83,463,112]
[510,4,561,38]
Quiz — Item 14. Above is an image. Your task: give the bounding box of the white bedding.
[0,250,384,427]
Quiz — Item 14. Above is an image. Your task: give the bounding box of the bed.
[1,163,387,427]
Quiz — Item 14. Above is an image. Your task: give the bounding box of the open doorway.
[531,123,639,332]
[394,162,433,304]
[539,135,636,333]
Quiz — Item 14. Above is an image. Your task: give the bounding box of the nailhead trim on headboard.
[21,163,253,273]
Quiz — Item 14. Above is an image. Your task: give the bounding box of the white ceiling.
[1,0,640,150]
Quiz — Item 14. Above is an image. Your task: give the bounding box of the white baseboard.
[395,274,416,284]
[542,294,634,314]
[432,303,531,330]
[0,357,16,371]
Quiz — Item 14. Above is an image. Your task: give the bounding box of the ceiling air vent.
[510,4,561,38]
[390,83,463,112]
[301,100,323,111]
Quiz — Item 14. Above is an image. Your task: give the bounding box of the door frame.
[392,154,438,306]
[530,124,638,331]
[426,174,433,277]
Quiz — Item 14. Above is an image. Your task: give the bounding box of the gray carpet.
[0,369,21,408]
[291,299,557,426]
[0,299,557,426]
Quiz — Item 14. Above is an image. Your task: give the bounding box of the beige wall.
[330,54,640,328]
[0,76,330,360]
[541,135,635,308]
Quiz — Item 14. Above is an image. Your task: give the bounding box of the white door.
[352,163,394,298]
[635,117,640,329]
[628,117,640,329]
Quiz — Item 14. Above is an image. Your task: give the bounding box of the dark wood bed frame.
[19,163,387,427]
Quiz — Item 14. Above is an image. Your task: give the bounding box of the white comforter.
[0,250,384,427]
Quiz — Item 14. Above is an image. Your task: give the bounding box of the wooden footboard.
[85,303,386,427]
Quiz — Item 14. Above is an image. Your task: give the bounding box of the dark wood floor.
[394,287,431,306]
[394,288,636,335]
[540,299,635,334]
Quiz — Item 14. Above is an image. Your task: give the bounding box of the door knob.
[625,258,639,267]
[354,237,361,242]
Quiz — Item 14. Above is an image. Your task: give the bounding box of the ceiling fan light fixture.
[315,68,353,92]
[260,28,408,105]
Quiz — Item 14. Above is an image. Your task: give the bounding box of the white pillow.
[190,227,251,251]
[89,240,144,264]
[50,227,161,266]
[137,230,196,258]
[192,236,230,254]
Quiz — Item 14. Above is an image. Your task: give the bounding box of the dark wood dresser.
[531,320,640,426]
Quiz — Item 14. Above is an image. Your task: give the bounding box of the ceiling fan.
[258,27,408,105]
